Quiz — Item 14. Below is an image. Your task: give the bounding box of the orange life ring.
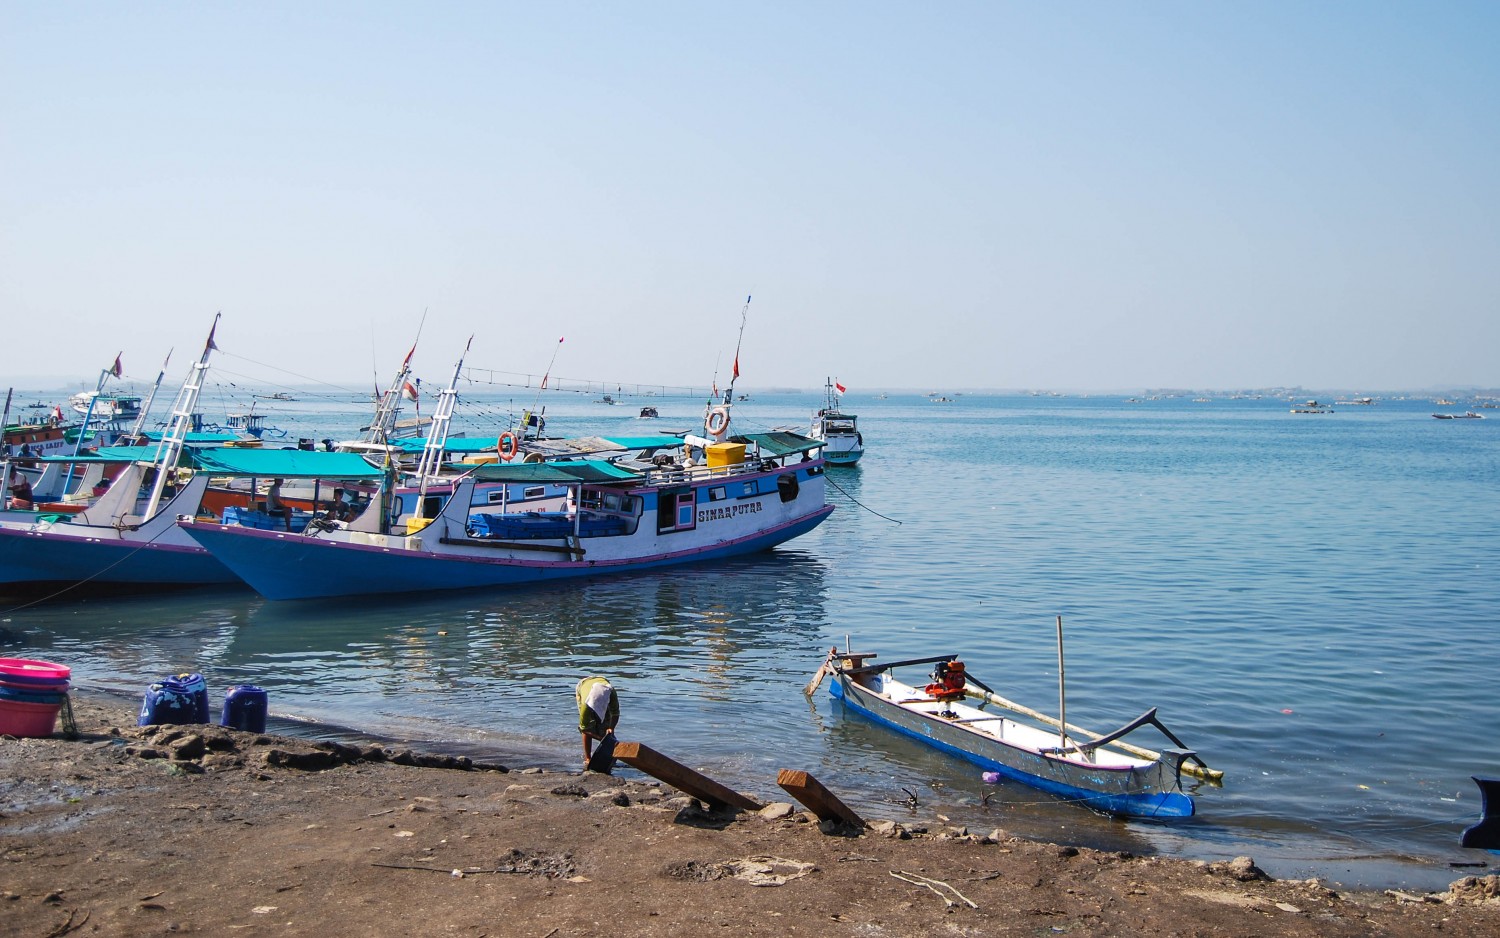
[498,431,520,462]
[706,406,730,436]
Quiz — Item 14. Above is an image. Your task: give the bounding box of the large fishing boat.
[181,306,836,601]
[809,377,863,466]
[181,419,832,601]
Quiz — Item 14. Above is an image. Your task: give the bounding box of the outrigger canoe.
[816,648,1215,819]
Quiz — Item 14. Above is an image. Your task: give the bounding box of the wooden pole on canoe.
[962,685,1224,784]
[1055,616,1069,754]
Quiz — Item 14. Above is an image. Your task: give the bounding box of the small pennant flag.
[402,380,419,401]
[205,321,220,352]
[835,381,847,395]
[732,353,740,381]
[110,354,123,378]
[402,342,416,369]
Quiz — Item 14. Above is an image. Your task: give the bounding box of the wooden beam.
[776,769,865,828]
[612,741,762,811]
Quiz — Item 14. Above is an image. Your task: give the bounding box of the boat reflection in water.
[21,551,833,761]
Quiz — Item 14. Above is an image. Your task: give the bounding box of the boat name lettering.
[697,502,763,523]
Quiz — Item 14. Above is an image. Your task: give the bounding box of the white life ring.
[498,431,520,462]
[706,407,730,436]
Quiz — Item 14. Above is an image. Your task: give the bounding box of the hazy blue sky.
[4,2,1497,393]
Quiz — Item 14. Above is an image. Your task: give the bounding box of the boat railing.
[638,460,768,486]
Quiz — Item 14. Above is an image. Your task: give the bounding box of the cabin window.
[581,490,602,510]
[486,489,506,504]
[602,492,621,511]
[523,486,545,500]
[707,486,727,502]
[617,495,635,514]
[741,479,761,497]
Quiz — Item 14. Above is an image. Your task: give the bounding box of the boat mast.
[702,296,749,438]
[413,335,473,516]
[0,387,12,504]
[61,352,122,494]
[142,315,219,519]
[362,319,424,447]
[723,295,749,407]
[127,349,173,442]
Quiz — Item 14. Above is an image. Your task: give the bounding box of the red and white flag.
[402,380,419,401]
[732,353,740,381]
[835,381,847,395]
[110,353,123,378]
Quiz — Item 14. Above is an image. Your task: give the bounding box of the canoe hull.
[831,673,1193,819]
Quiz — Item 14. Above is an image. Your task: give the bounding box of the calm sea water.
[4,391,1498,889]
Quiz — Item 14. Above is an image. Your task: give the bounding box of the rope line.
[0,517,182,616]
[823,472,902,524]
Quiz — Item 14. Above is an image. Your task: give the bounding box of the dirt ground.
[2,698,1498,938]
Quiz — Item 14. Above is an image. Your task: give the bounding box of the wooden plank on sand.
[776,769,865,828]
[612,741,762,811]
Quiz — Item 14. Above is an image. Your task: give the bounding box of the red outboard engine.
[924,660,967,701]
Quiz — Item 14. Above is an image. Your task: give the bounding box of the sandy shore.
[1,697,1497,937]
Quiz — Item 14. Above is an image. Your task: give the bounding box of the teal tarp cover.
[142,431,243,443]
[732,432,822,457]
[392,437,502,453]
[600,436,684,450]
[186,448,385,479]
[36,445,179,464]
[469,460,641,484]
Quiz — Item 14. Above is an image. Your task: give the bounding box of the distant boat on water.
[1290,400,1332,414]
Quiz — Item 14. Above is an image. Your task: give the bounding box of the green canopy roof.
[469,460,641,484]
[186,448,385,479]
[732,432,823,457]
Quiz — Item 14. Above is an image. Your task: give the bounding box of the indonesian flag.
[402,380,419,401]
[835,381,847,395]
[110,353,123,378]
[732,353,740,381]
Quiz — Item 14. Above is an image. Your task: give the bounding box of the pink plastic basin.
[0,699,62,738]
[0,658,72,682]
